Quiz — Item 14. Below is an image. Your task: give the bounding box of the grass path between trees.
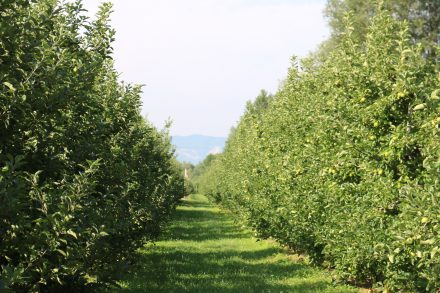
[110,194,359,292]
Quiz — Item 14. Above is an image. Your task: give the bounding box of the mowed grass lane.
[110,194,358,292]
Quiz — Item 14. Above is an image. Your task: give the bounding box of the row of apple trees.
[198,8,439,292]
[0,0,184,291]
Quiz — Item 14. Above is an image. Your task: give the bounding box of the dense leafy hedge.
[0,0,184,291]
[199,8,440,291]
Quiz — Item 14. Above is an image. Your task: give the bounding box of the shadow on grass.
[118,249,332,293]
[157,197,253,242]
[163,208,252,241]
[178,198,212,209]
[108,195,346,293]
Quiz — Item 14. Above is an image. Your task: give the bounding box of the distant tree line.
[319,0,440,60]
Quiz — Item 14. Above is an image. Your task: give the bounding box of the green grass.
[109,194,358,292]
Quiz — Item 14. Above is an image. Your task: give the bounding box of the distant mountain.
[171,135,226,165]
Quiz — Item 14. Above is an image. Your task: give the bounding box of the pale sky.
[82,0,329,137]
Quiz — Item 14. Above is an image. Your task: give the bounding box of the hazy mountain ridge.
[172,135,226,164]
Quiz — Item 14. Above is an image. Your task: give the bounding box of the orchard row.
[0,1,184,291]
[197,8,440,291]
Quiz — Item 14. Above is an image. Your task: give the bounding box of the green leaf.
[65,229,77,239]
[56,249,67,257]
[430,89,439,101]
[413,103,426,111]
[3,81,15,92]
[388,254,394,263]
[420,239,434,245]
[431,246,439,259]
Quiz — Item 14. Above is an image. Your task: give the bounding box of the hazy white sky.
[82,0,329,137]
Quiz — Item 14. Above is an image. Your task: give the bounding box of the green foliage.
[0,0,184,291]
[178,162,196,195]
[199,7,440,292]
[245,89,273,116]
[191,154,221,199]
